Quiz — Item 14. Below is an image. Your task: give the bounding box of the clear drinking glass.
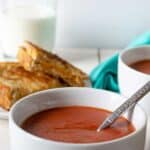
[0,0,57,57]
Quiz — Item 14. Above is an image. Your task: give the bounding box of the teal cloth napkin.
[90,32,150,92]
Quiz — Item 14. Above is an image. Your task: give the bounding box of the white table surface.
[0,49,149,150]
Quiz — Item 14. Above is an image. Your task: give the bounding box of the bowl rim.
[9,87,147,147]
[119,45,150,78]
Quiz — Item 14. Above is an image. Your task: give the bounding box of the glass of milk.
[0,0,57,57]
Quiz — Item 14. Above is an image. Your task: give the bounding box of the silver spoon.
[97,81,150,132]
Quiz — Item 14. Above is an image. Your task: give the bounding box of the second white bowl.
[118,46,150,115]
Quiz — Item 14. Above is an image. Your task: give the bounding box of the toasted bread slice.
[0,62,66,110]
[17,42,89,87]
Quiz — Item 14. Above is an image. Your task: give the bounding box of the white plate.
[0,53,92,120]
[0,108,8,120]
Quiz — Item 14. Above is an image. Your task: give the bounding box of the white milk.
[1,6,56,57]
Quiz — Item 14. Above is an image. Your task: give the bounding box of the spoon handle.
[97,81,150,132]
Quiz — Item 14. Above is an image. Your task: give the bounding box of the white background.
[56,0,150,48]
[1,0,150,48]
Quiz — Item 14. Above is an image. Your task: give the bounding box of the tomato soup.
[22,106,135,143]
[130,60,150,75]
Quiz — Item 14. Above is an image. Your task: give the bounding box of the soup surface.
[130,60,150,75]
[22,106,135,143]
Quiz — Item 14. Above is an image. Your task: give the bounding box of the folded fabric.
[90,32,150,92]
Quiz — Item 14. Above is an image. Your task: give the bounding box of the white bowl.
[9,88,147,150]
[118,46,150,115]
